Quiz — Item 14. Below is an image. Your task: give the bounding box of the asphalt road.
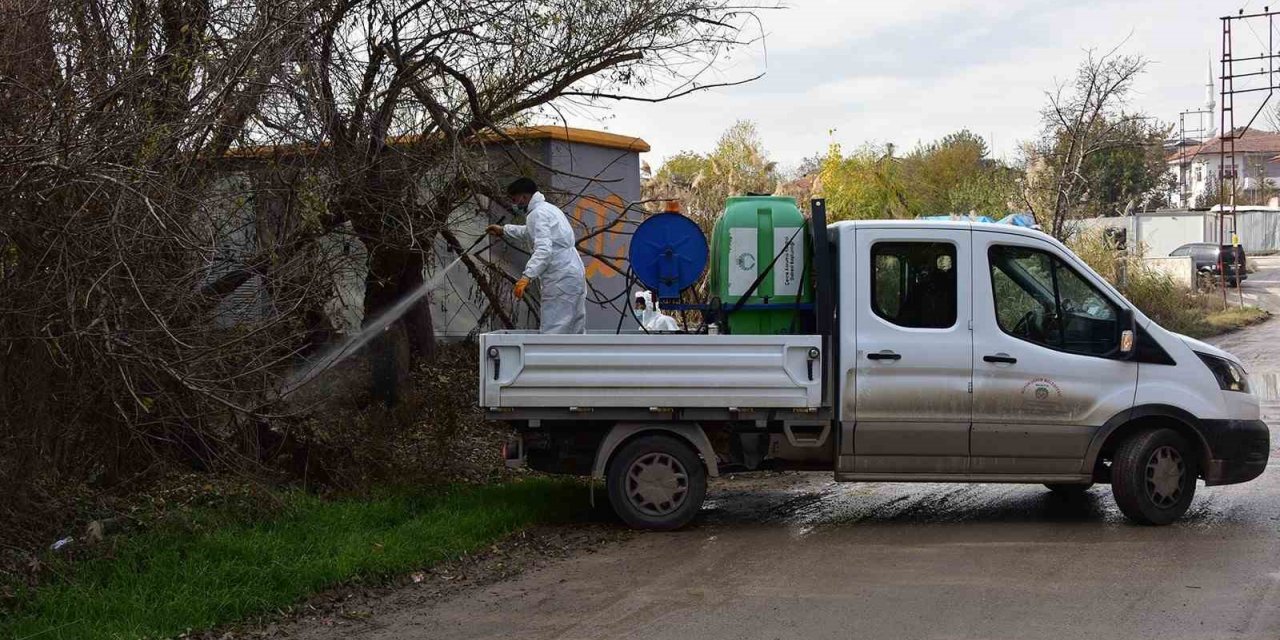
[1240,254,1280,314]
[306,263,1280,640]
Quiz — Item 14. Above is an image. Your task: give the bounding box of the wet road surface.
[1240,255,1280,314]
[303,266,1280,640]
[331,466,1280,640]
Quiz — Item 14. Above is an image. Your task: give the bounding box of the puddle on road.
[1255,371,1280,402]
[1250,371,1280,422]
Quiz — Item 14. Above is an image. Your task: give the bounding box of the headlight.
[1196,352,1250,393]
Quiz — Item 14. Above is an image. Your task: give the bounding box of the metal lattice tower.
[1217,8,1280,305]
[1178,108,1211,206]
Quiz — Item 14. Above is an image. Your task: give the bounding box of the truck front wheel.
[1110,428,1198,525]
[606,434,707,530]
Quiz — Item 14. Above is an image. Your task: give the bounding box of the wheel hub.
[627,452,688,516]
[1145,445,1185,508]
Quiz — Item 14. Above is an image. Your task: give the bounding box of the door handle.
[867,351,901,361]
[488,347,501,380]
[983,354,1017,364]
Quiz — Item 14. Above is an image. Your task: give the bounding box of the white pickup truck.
[480,211,1267,529]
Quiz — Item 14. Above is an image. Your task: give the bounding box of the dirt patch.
[201,523,630,639]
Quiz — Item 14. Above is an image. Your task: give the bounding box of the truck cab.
[481,215,1268,530]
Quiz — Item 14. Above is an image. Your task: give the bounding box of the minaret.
[1206,56,1218,137]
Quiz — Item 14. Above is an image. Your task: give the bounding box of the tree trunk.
[396,249,438,361]
[362,243,435,406]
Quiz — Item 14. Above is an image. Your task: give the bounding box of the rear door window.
[871,242,957,329]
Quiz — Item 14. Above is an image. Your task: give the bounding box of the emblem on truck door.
[1021,377,1062,404]
[736,253,756,270]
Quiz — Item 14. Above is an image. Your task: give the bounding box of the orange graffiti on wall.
[573,194,626,280]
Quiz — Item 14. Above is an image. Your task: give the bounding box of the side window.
[1170,246,1189,257]
[989,245,1120,356]
[871,242,957,329]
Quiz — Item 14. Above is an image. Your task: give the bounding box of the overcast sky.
[556,0,1264,172]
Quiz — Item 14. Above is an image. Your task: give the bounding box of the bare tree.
[0,0,762,542]
[1030,48,1149,237]
[240,0,763,398]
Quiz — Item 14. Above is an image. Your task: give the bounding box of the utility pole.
[1178,108,1211,207]
[1217,7,1280,307]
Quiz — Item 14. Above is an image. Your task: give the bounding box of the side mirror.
[1118,308,1136,357]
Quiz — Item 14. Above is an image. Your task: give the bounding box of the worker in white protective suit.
[485,178,587,334]
[633,290,680,332]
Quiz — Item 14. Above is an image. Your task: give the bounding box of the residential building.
[1166,127,1280,208]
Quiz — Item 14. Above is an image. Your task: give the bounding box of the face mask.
[512,204,527,215]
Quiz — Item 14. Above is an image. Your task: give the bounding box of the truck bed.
[479,331,823,410]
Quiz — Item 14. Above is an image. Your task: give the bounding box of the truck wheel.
[1044,483,1093,495]
[1111,428,1197,525]
[606,434,707,530]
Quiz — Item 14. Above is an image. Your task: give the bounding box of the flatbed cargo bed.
[479,331,824,411]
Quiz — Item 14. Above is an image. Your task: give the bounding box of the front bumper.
[1200,418,1270,486]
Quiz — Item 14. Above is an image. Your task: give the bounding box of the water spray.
[279,231,499,398]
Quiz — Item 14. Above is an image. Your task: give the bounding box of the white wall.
[1072,212,1208,258]
[1143,256,1195,288]
[1133,214,1205,257]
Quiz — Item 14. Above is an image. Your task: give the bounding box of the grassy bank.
[1070,231,1270,338]
[1119,277,1269,340]
[2,478,588,640]
[1193,303,1270,338]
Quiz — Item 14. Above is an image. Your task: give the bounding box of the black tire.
[1111,428,1198,525]
[1044,482,1093,495]
[605,434,707,530]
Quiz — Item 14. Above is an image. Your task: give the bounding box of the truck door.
[970,231,1137,475]
[848,227,973,475]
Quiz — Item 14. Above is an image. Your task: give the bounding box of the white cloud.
[758,0,1012,54]
[566,0,1242,169]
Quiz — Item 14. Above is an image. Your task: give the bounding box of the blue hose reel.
[628,212,709,300]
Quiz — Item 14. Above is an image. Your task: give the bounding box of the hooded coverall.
[503,192,587,334]
[634,290,679,332]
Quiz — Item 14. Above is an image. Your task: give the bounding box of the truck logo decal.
[1021,377,1062,402]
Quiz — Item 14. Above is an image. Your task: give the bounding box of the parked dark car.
[1170,242,1248,287]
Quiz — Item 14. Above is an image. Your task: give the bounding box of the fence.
[1075,208,1280,257]
[1205,208,1280,254]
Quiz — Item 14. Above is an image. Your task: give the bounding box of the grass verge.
[1070,231,1271,339]
[1196,303,1270,338]
[2,478,588,640]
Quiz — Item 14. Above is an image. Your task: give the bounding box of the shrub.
[1068,230,1265,338]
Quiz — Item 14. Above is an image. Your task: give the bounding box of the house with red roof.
[1166,127,1280,208]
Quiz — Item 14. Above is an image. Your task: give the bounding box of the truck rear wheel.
[606,434,707,530]
[1111,428,1197,525]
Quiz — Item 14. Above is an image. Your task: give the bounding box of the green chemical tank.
[707,196,812,334]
